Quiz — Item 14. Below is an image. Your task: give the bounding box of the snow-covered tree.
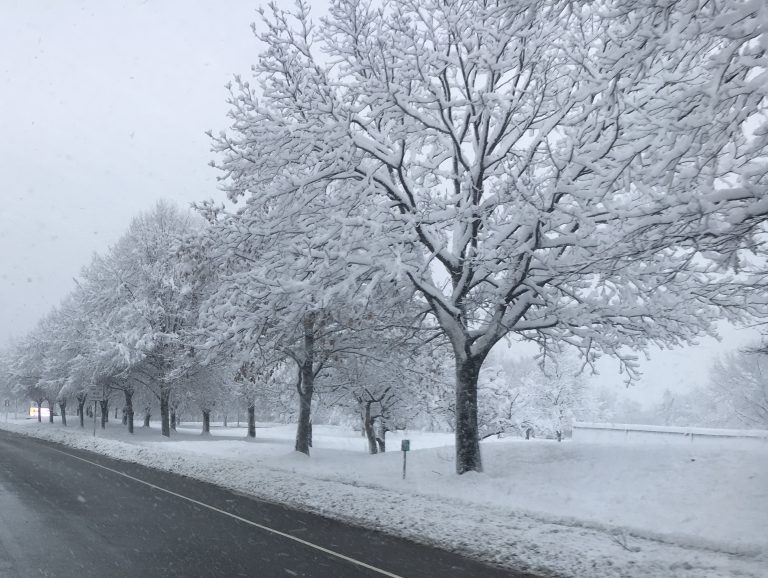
[37,304,82,427]
[479,353,588,440]
[8,323,51,422]
[0,354,12,404]
[180,359,235,435]
[77,202,203,437]
[28,312,69,424]
[529,357,588,441]
[211,0,765,473]
[406,347,456,432]
[197,193,421,454]
[708,347,768,429]
[478,355,536,439]
[323,348,431,453]
[232,356,285,438]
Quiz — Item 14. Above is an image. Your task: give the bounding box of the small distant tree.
[328,355,404,454]
[708,347,768,429]
[478,355,537,439]
[479,353,588,440]
[407,348,456,433]
[0,355,14,410]
[182,361,231,435]
[233,358,280,439]
[536,362,587,442]
[134,386,156,428]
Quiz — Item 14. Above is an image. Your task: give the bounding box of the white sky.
[0,0,761,405]
[0,0,274,338]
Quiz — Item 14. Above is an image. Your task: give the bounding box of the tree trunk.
[223,414,228,428]
[455,356,483,474]
[247,403,256,438]
[202,410,210,435]
[364,404,378,455]
[376,422,387,452]
[77,395,86,428]
[47,400,54,423]
[100,399,108,429]
[143,410,151,428]
[295,315,315,455]
[160,388,171,437]
[36,400,42,422]
[59,400,67,427]
[170,407,177,431]
[123,390,134,434]
[296,389,313,454]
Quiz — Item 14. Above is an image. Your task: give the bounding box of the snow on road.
[2,418,765,578]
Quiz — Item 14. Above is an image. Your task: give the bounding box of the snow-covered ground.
[1,417,765,578]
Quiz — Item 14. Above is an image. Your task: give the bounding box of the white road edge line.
[49,446,404,578]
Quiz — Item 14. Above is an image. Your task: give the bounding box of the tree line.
[2,0,767,474]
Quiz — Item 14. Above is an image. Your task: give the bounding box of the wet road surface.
[0,429,537,578]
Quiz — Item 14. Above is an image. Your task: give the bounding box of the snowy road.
[0,430,530,578]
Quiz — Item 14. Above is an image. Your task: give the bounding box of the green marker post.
[401,439,410,479]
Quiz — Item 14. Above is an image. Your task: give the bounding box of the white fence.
[572,422,768,448]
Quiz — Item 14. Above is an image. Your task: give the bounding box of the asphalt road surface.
[0,429,538,578]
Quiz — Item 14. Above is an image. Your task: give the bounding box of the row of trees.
[204,0,767,473]
[0,202,475,455]
[0,198,589,452]
[2,0,767,473]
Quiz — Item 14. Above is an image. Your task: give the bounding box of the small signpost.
[401,439,410,479]
[87,385,103,437]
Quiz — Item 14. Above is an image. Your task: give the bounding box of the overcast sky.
[0,0,760,405]
[0,0,266,339]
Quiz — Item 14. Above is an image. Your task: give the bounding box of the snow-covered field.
[1,417,765,578]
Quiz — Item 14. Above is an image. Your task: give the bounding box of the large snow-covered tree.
[77,202,203,437]
[196,210,369,454]
[211,0,766,472]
